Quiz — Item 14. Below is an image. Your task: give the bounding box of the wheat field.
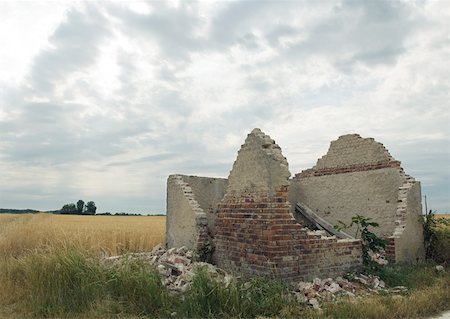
[0,213,166,257]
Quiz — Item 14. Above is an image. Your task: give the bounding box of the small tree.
[76,200,85,215]
[61,203,77,215]
[335,214,387,270]
[85,201,97,215]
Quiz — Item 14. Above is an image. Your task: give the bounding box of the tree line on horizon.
[60,200,96,215]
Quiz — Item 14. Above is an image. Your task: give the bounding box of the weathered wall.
[166,175,200,249]
[166,175,227,250]
[180,175,228,233]
[390,179,425,262]
[226,128,290,199]
[290,134,424,263]
[215,129,362,280]
[289,168,403,237]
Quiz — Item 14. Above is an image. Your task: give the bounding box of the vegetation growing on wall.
[335,214,387,270]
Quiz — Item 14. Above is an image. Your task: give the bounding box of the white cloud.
[0,0,449,213]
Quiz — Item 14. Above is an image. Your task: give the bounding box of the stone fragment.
[372,277,380,288]
[297,281,313,291]
[309,298,320,310]
[326,282,341,293]
[390,286,408,293]
[307,291,316,299]
[435,265,444,272]
[167,247,177,254]
[293,292,307,303]
[176,246,188,255]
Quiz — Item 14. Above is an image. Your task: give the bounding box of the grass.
[0,213,167,318]
[0,213,449,318]
[318,264,450,319]
[0,213,165,257]
[0,249,170,318]
[178,267,298,318]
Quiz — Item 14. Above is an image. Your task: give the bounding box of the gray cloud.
[0,1,448,213]
[110,2,203,61]
[29,5,111,94]
[283,0,417,69]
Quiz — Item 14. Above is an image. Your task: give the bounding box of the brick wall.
[215,185,362,281]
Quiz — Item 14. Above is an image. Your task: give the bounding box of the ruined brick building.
[166,129,424,280]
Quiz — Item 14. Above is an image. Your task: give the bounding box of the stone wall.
[178,175,228,234]
[166,174,227,250]
[290,134,424,263]
[214,129,362,280]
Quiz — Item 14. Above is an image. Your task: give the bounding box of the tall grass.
[1,213,449,318]
[179,267,298,318]
[0,249,170,317]
[0,213,165,257]
[1,249,449,318]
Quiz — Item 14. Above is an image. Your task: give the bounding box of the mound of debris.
[102,245,408,309]
[103,244,233,294]
[293,274,407,310]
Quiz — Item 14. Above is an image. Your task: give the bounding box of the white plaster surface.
[166,175,201,249]
[289,168,403,237]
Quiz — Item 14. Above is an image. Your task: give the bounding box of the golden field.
[0,213,166,257]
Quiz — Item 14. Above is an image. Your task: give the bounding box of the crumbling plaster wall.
[289,134,424,263]
[289,168,403,237]
[225,128,290,199]
[179,175,228,233]
[389,180,425,262]
[166,174,227,250]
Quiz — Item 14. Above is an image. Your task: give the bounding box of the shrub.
[196,240,215,264]
[422,211,450,264]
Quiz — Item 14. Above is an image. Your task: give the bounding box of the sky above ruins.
[0,0,449,214]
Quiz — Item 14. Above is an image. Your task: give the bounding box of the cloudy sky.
[0,0,449,214]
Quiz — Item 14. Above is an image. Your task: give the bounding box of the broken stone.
[297,281,313,291]
[326,282,341,293]
[435,265,444,272]
[390,286,408,293]
[176,246,188,255]
[167,247,177,254]
[372,277,380,288]
[308,298,320,310]
[307,291,316,299]
[294,292,307,303]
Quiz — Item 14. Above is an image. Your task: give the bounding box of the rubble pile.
[294,274,408,310]
[103,244,233,293]
[103,245,409,310]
